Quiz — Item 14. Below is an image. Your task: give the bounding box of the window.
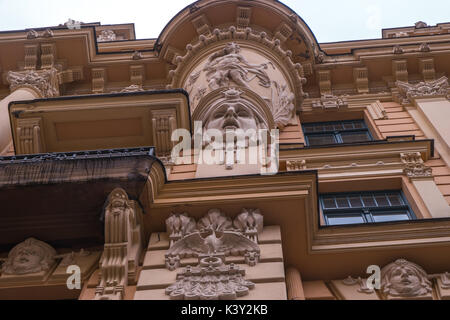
[320,191,416,226]
[303,120,373,146]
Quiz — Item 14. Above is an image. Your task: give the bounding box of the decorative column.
[0,68,59,155]
[401,152,450,218]
[286,267,305,300]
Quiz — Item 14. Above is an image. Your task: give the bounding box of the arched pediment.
[158,0,320,80]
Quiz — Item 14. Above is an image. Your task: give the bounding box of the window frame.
[320,190,416,226]
[302,120,374,147]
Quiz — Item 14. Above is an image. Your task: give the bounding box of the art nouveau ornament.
[203,88,267,135]
[396,77,450,104]
[1,238,57,275]
[165,256,255,300]
[164,209,263,271]
[203,42,272,90]
[381,259,432,298]
[183,40,298,129]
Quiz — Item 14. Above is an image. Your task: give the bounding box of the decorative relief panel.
[168,26,307,127]
[336,258,450,300]
[401,152,432,179]
[97,30,117,42]
[163,209,264,300]
[396,76,450,104]
[0,238,99,286]
[312,94,348,110]
[150,109,177,157]
[184,42,296,129]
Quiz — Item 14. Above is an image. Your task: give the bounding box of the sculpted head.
[381,259,432,297]
[204,89,264,134]
[2,238,56,275]
[107,188,130,216]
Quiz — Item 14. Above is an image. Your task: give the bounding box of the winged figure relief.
[165,226,260,270]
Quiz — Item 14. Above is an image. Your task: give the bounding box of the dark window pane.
[336,197,350,208]
[375,195,390,207]
[353,122,364,129]
[340,132,371,143]
[343,122,355,130]
[303,125,314,133]
[333,123,344,131]
[327,215,365,226]
[323,197,337,209]
[372,213,410,223]
[362,196,376,207]
[307,134,337,146]
[313,125,324,133]
[388,194,403,206]
[349,196,363,208]
[324,124,334,131]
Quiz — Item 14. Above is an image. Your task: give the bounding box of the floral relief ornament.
[7,68,60,98]
[396,76,450,104]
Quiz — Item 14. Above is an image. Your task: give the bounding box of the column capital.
[6,68,60,98]
[396,76,449,105]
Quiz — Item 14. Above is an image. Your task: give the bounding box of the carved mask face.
[111,193,126,214]
[389,266,422,294]
[205,102,258,133]
[12,246,42,273]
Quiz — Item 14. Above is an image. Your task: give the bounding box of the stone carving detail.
[166,213,197,246]
[381,259,432,298]
[97,30,117,42]
[233,208,263,243]
[165,256,255,300]
[203,88,267,134]
[1,238,56,275]
[342,276,375,294]
[396,77,449,103]
[132,51,143,60]
[169,26,307,118]
[393,45,404,55]
[59,249,90,267]
[164,209,263,271]
[415,21,428,29]
[95,188,143,300]
[43,29,54,38]
[440,272,450,289]
[269,81,295,129]
[120,84,144,93]
[312,94,348,110]
[419,43,431,52]
[286,160,306,172]
[26,29,39,39]
[401,152,432,179]
[203,42,272,90]
[7,68,60,97]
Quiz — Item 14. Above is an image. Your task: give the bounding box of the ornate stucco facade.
[0,0,450,300]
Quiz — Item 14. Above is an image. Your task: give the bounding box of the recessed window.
[303,120,373,146]
[320,191,416,226]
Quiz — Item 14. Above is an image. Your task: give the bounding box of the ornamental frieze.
[396,76,450,104]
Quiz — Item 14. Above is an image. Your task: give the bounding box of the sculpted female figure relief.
[203,42,273,90]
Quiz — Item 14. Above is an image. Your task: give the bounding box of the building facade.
[0,0,450,300]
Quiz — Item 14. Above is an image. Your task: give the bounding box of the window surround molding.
[280,139,450,253]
